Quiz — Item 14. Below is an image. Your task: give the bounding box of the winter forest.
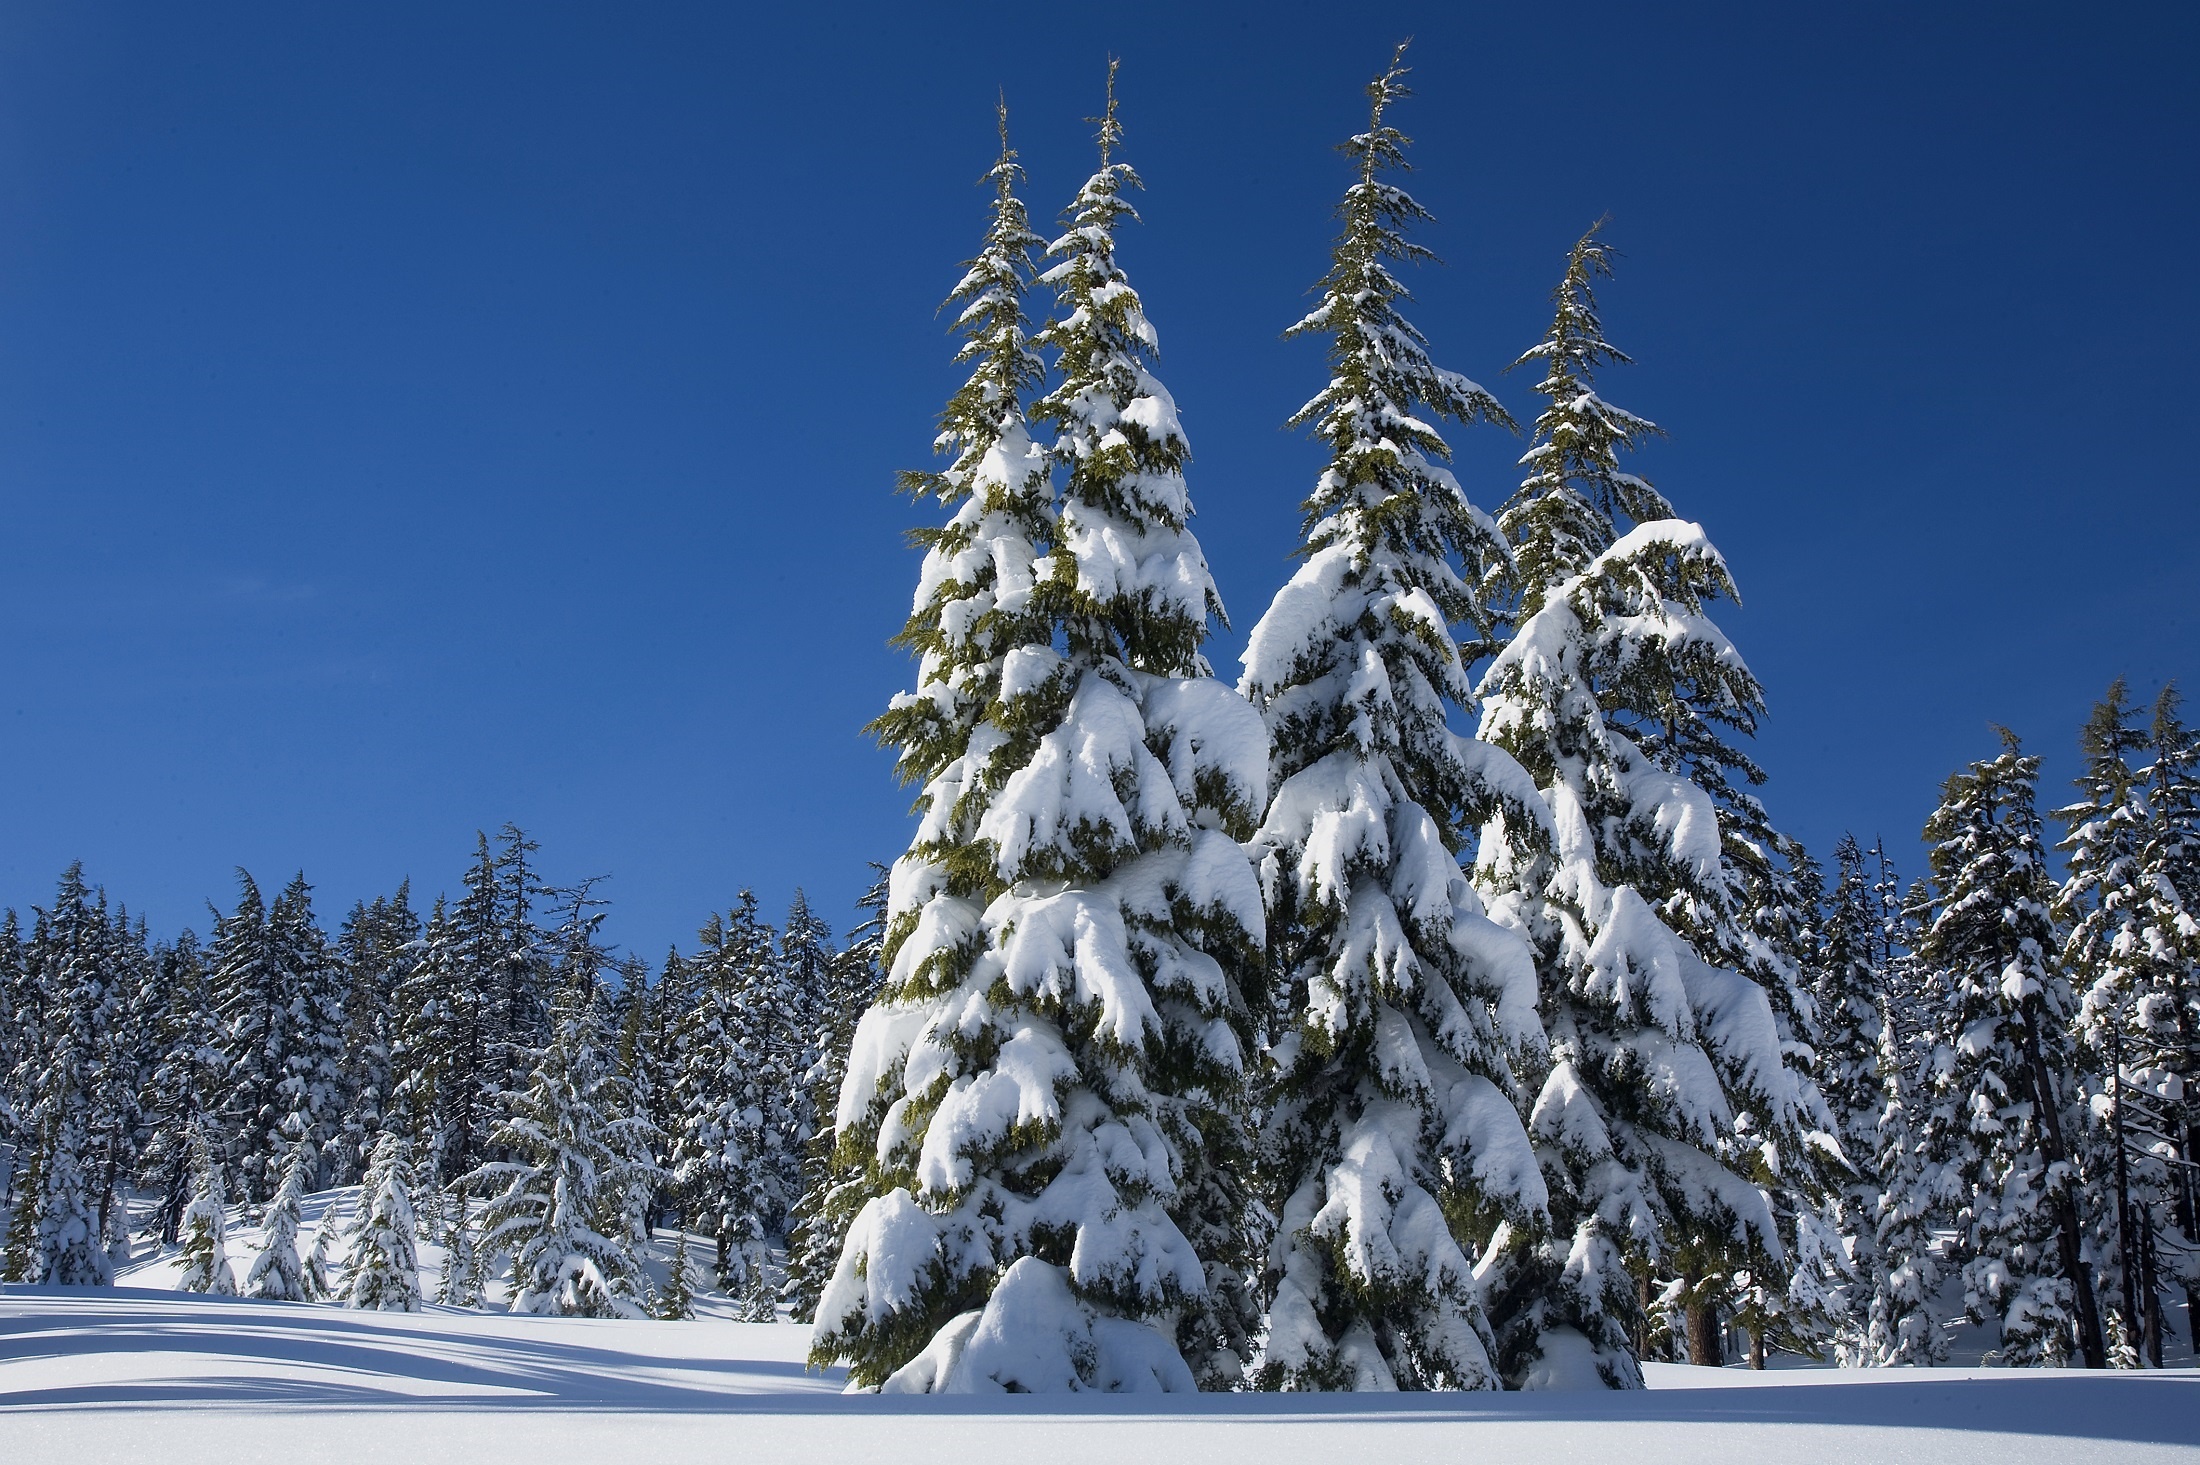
[7,48,2200,1403]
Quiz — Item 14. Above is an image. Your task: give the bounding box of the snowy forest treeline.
[5,48,2199,1393]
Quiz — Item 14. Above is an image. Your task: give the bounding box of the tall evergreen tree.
[1918,732,2106,1367]
[671,895,785,1288]
[469,951,661,1319]
[815,77,1268,1393]
[335,885,420,1186]
[2057,682,2199,1364]
[1811,836,1883,1324]
[786,869,891,1324]
[11,866,121,1286]
[1470,227,1811,1388]
[1237,45,1545,1393]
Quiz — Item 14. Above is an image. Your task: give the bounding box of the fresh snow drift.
[4,1289,2199,1465]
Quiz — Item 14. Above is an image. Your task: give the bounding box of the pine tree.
[1864,995,1945,1364]
[246,1144,311,1301]
[335,885,420,1186]
[437,1209,485,1308]
[469,949,662,1318]
[342,1131,422,1311]
[14,866,121,1286]
[2058,682,2199,1365]
[1470,226,1810,1388]
[1917,731,2106,1367]
[268,873,346,1187]
[814,77,1268,1393]
[657,1228,700,1321]
[671,896,784,1290]
[301,1199,337,1303]
[785,868,890,1324]
[1813,835,1887,1360]
[175,1123,237,1296]
[1236,45,1543,1393]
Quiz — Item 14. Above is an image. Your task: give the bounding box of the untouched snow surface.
[4,1288,2199,1464]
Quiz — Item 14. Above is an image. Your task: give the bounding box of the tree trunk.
[1748,1327,1766,1370]
[1686,1296,1723,1366]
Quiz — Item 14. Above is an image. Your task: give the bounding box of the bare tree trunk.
[1685,1293,1723,1367]
[1748,1327,1766,1370]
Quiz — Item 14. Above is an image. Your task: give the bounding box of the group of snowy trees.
[0,826,886,1320]
[3,48,2193,1399]
[807,50,2200,1394]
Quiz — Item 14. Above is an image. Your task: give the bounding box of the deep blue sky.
[2,2,2194,958]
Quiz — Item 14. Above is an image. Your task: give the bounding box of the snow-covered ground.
[3,1287,2197,1465]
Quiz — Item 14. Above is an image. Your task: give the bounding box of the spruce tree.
[245,1144,311,1301]
[1237,45,1544,1393]
[1471,226,1810,1388]
[16,866,120,1286]
[342,1131,422,1311]
[814,79,1268,1393]
[785,868,890,1323]
[269,873,346,1187]
[1813,835,1887,1360]
[469,959,661,1318]
[2058,682,2198,1365]
[671,896,784,1290]
[1917,732,2105,1367]
[1863,995,1945,1364]
[175,1123,237,1296]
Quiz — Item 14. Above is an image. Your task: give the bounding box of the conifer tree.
[2057,682,2199,1364]
[671,896,784,1289]
[1812,835,1887,1360]
[246,1144,311,1301]
[1471,226,1810,1388]
[268,873,347,1188]
[1863,996,1945,1364]
[1917,732,2106,1367]
[175,1124,237,1296]
[785,870,890,1323]
[1236,45,1544,1393]
[816,79,1268,1393]
[15,866,120,1286]
[437,1210,485,1308]
[335,885,419,1185]
[342,1131,422,1311]
[469,951,661,1318]
[301,1201,337,1303]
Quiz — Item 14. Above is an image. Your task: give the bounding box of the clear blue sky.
[2,1,2193,958]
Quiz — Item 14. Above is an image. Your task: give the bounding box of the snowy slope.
[4,1289,2198,1465]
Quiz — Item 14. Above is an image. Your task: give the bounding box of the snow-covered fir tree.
[334,884,419,1186]
[1917,732,2105,1367]
[815,79,1268,1393]
[786,869,890,1323]
[1236,45,1546,1393]
[210,871,345,1201]
[175,1123,236,1296]
[469,939,662,1319]
[1470,225,1811,1387]
[8,866,121,1286]
[1812,835,1887,1360]
[342,1130,422,1311]
[2057,681,2198,1364]
[245,1143,312,1301]
[1863,991,1945,1364]
[670,895,785,1290]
